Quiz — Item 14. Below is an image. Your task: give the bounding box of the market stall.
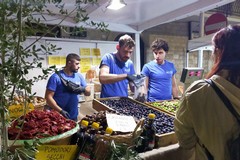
[6,95,186,160]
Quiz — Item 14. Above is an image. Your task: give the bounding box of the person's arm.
[45,89,62,112]
[99,65,127,84]
[172,75,179,99]
[84,85,91,96]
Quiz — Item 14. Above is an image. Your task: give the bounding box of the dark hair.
[151,38,169,52]
[66,53,80,63]
[118,34,135,48]
[206,25,240,87]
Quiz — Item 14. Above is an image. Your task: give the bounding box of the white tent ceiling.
[43,0,235,33]
[39,0,236,73]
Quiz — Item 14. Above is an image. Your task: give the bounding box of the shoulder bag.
[56,71,85,94]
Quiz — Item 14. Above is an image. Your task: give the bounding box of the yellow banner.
[36,145,77,160]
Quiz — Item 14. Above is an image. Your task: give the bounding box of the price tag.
[8,103,34,119]
[36,145,77,160]
[106,113,137,132]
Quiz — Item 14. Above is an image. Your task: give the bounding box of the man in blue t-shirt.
[45,53,91,121]
[141,38,179,102]
[99,34,137,98]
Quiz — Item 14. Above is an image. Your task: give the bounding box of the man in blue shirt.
[45,53,91,121]
[99,34,136,98]
[141,38,179,102]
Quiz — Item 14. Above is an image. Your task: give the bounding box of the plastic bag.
[133,76,147,103]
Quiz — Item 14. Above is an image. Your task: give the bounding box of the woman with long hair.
[174,25,240,160]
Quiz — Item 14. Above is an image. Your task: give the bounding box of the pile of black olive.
[81,110,121,135]
[100,98,174,135]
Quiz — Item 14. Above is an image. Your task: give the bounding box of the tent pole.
[134,33,141,73]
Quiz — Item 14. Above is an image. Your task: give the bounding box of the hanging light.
[106,0,127,10]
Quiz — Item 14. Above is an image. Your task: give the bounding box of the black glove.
[127,74,145,82]
[135,93,147,103]
[60,110,70,119]
[127,74,145,87]
[73,86,86,94]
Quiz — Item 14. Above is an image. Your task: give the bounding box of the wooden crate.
[93,97,122,112]
[145,99,180,116]
[93,97,175,117]
[92,97,178,148]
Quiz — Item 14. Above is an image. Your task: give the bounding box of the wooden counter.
[139,143,195,160]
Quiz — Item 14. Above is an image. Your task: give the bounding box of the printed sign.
[48,56,61,65]
[106,113,137,132]
[60,56,66,65]
[80,48,91,56]
[92,58,101,66]
[8,103,34,119]
[36,145,77,160]
[92,48,100,56]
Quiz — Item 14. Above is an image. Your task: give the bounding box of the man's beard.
[72,69,78,73]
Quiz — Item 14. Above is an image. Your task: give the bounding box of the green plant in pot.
[0,0,107,159]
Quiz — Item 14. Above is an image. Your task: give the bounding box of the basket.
[32,96,46,110]
[8,122,79,152]
[97,119,144,146]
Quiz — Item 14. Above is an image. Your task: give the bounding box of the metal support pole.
[198,49,203,68]
[198,12,205,68]
[134,33,141,73]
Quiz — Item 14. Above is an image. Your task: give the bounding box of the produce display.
[99,98,175,135]
[148,100,180,114]
[8,110,76,140]
[81,110,124,135]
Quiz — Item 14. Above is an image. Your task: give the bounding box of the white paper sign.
[106,113,137,132]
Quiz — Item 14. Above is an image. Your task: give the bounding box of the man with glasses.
[141,38,179,102]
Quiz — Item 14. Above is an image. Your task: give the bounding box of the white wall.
[25,37,118,97]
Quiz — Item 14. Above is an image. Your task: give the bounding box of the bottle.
[71,120,89,145]
[94,127,113,160]
[78,122,100,160]
[74,120,89,160]
[135,113,156,153]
